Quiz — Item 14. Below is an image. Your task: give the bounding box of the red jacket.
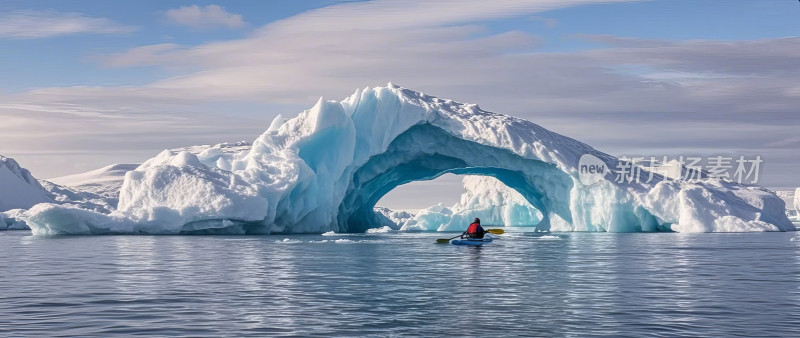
[467,222,485,237]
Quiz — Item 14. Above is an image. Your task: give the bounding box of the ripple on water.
[1,231,799,336]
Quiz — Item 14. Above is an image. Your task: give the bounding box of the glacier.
[22,83,795,235]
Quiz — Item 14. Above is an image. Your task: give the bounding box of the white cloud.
[260,0,633,33]
[21,0,800,117]
[0,10,136,39]
[99,43,183,67]
[4,0,800,187]
[164,4,246,30]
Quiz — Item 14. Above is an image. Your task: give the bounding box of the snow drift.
[24,84,795,235]
[399,176,542,231]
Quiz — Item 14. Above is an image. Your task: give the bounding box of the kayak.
[451,235,493,246]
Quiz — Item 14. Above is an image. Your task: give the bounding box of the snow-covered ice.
[366,226,394,234]
[48,163,139,199]
[774,189,798,221]
[0,141,255,231]
[1,156,119,229]
[774,189,794,207]
[373,207,414,229]
[21,84,795,235]
[795,188,800,214]
[792,188,800,222]
[0,156,52,212]
[1,209,30,230]
[45,141,251,200]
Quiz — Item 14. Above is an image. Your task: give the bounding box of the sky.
[1,0,799,210]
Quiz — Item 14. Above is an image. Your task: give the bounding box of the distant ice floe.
[366,226,394,234]
[537,235,562,240]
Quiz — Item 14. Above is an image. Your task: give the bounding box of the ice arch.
[338,124,564,232]
[24,84,795,235]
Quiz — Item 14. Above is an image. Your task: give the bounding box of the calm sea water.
[2,230,800,337]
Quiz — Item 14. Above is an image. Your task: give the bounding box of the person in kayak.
[463,218,486,239]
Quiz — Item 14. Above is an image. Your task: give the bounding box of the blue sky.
[0,0,335,90]
[1,0,799,209]
[4,0,799,92]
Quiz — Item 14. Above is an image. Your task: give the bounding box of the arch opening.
[337,123,574,232]
[377,172,547,231]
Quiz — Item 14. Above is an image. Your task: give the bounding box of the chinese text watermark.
[579,154,764,185]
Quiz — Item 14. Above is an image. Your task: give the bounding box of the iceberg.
[0,142,252,231]
[373,207,414,229]
[48,163,140,200]
[0,156,52,212]
[41,142,251,207]
[1,209,30,230]
[795,188,800,214]
[46,141,251,199]
[24,84,795,235]
[774,189,798,221]
[775,190,794,207]
[366,226,395,234]
[399,176,542,231]
[0,155,128,229]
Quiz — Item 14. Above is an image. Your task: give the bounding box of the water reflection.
[255,237,300,333]
[112,236,160,296]
[2,231,800,336]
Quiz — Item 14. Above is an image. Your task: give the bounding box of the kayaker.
[463,218,486,239]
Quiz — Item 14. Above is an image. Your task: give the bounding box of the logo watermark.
[578,153,608,185]
[579,154,764,185]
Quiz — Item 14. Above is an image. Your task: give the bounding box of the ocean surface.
[2,229,800,337]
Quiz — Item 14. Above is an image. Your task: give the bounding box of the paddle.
[436,235,462,244]
[435,228,504,244]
